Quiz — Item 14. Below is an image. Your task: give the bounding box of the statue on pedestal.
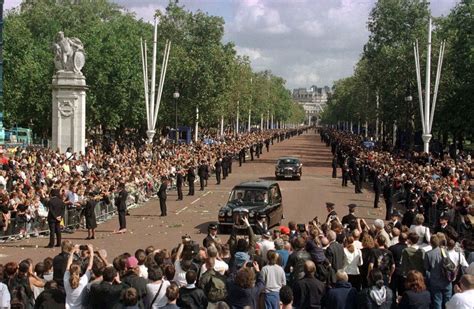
[52,31,85,74]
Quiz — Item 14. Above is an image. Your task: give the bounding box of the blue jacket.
[322,281,357,309]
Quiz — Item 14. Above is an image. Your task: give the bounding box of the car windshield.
[228,188,268,205]
[278,159,299,165]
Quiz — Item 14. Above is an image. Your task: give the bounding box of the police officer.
[214,157,222,185]
[187,164,196,196]
[45,188,66,248]
[332,156,338,178]
[198,160,207,191]
[203,223,221,248]
[250,144,255,161]
[176,168,184,201]
[239,147,246,166]
[114,183,128,234]
[158,177,168,216]
[222,155,229,180]
[325,202,338,224]
[342,204,358,231]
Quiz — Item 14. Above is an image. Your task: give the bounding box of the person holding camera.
[64,244,94,309]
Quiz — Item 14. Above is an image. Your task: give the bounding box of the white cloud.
[4,0,22,10]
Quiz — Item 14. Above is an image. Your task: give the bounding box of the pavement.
[0,131,386,264]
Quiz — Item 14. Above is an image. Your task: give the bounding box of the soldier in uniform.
[198,160,207,191]
[187,164,196,196]
[214,157,222,185]
[353,162,362,193]
[203,223,221,248]
[114,183,128,234]
[342,204,358,231]
[45,188,66,248]
[176,168,184,201]
[222,155,229,180]
[250,144,255,161]
[325,202,338,224]
[342,161,350,187]
[373,173,382,208]
[158,177,168,217]
[239,147,246,166]
[332,156,338,178]
[383,177,393,220]
[227,153,233,174]
[265,139,270,152]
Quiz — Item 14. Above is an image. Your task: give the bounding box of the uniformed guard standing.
[342,161,349,187]
[176,169,184,201]
[222,155,229,180]
[332,156,338,178]
[265,139,270,152]
[239,147,246,166]
[227,153,233,174]
[158,177,168,216]
[250,144,255,161]
[214,158,222,185]
[198,160,207,191]
[187,165,196,196]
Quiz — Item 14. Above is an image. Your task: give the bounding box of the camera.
[297,224,306,232]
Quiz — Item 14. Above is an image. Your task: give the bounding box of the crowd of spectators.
[0,126,472,309]
[0,128,299,241]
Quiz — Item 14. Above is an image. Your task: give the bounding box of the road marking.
[202,191,211,197]
[191,198,201,205]
[176,206,188,214]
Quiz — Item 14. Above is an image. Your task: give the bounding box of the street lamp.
[173,90,180,143]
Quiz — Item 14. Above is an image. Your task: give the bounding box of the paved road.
[0,131,385,263]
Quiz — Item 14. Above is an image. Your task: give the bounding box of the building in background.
[292,85,331,125]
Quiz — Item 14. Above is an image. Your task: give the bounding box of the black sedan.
[218,181,283,233]
[275,157,302,180]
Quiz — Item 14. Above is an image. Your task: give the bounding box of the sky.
[4,0,459,89]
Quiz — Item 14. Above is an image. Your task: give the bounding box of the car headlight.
[226,210,232,216]
[219,210,225,217]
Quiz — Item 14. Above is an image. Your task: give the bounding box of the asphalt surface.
[0,131,385,263]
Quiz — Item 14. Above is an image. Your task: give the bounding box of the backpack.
[199,269,227,302]
[440,248,459,282]
[315,259,336,286]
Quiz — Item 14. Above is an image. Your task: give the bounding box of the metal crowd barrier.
[0,184,157,242]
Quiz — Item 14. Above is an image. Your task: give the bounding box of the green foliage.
[3,0,295,137]
[321,0,472,143]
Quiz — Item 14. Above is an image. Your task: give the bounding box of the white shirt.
[258,239,275,262]
[173,260,187,287]
[0,282,10,309]
[344,247,363,275]
[146,280,171,309]
[409,225,431,246]
[446,289,474,309]
[139,264,148,279]
[354,240,363,250]
[64,270,91,309]
[200,259,229,275]
[448,249,469,268]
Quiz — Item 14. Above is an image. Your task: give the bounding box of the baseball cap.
[126,256,139,269]
[280,226,290,235]
[234,252,250,267]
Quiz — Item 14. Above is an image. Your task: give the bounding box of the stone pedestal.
[51,71,87,153]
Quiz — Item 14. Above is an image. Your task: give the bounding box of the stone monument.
[51,31,87,153]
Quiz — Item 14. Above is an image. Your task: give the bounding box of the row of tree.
[3,0,304,138]
[321,0,473,149]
